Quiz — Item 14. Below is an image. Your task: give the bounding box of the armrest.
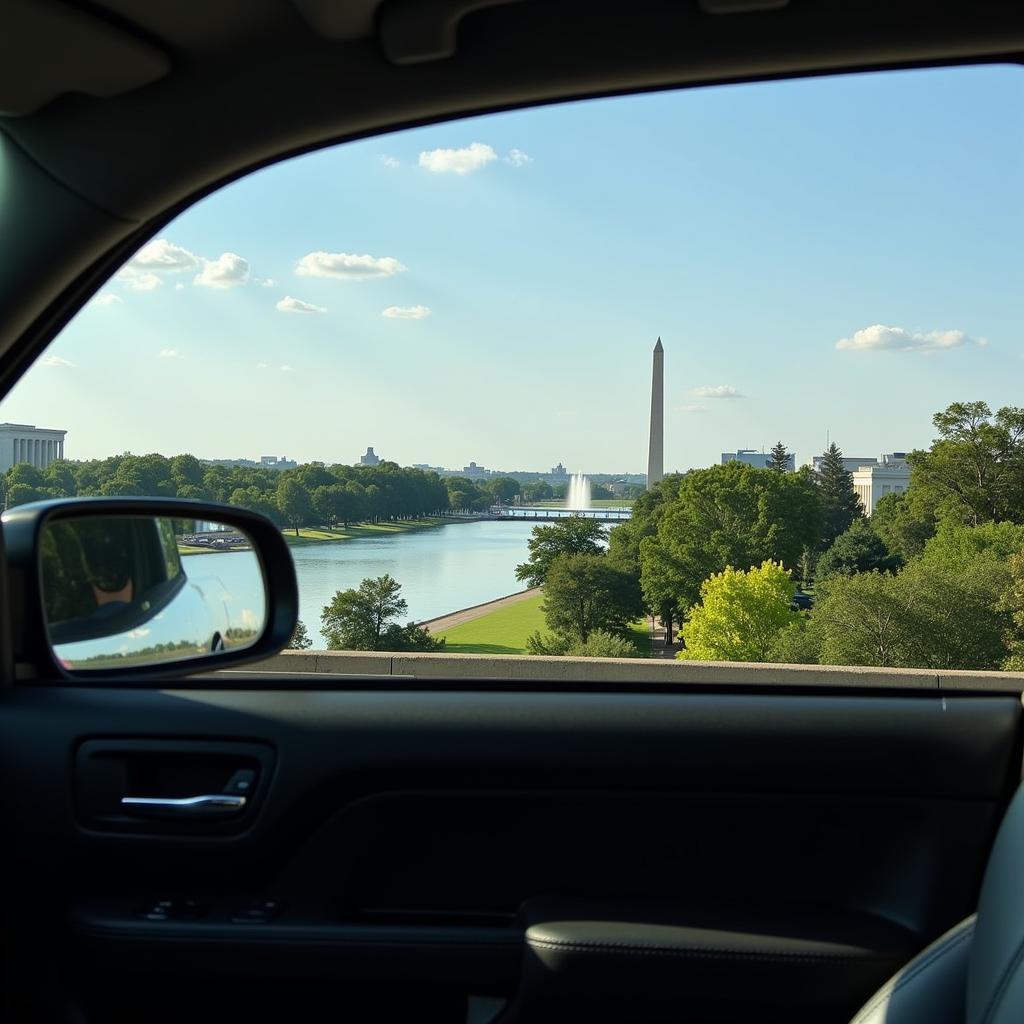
[518,898,919,1018]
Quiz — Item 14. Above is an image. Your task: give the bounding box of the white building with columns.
[0,423,67,472]
[851,454,911,514]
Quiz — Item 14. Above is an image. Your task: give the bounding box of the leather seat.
[850,782,1024,1024]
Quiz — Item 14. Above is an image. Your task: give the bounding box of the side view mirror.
[2,498,297,680]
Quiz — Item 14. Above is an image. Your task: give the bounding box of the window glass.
[5,66,1024,671]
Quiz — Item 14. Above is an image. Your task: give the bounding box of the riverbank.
[421,587,540,632]
[282,517,453,547]
[435,593,547,655]
[434,591,653,657]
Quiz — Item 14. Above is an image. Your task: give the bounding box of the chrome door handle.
[121,794,247,818]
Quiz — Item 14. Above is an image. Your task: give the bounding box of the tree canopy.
[815,443,863,550]
[540,553,643,643]
[678,560,798,663]
[514,515,608,588]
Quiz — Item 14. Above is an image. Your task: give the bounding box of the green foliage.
[768,620,822,664]
[276,476,312,535]
[810,572,906,667]
[640,462,822,611]
[678,561,799,662]
[321,575,406,650]
[816,443,863,550]
[541,553,643,643]
[909,401,1024,527]
[807,524,1022,670]
[287,620,313,649]
[487,476,521,503]
[523,480,553,503]
[768,441,790,471]
[999,552,1024,669]
[526,628,640,658]
[815,519,898,580]
[870,490,936,563]
[514,515,608,588]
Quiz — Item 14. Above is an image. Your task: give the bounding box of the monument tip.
[654,337,663,352]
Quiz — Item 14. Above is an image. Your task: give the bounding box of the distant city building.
[851,454,911,515]
[721,448,795,472]
[205,456,296,471]
[805,453,880,475]
[549,462,569,479]
[359,447,381,466]
[0,422,67,472]
[462,461,490,479]
[260,455,297,470]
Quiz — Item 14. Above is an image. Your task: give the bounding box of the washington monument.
[647,337,664,488]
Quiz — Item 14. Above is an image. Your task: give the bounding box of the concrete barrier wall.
[226,649,1024,692]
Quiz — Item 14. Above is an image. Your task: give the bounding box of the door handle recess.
[121,794,247,818]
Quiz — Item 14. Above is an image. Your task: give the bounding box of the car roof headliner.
[3,0,1023,224]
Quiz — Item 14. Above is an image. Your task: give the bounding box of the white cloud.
[159,349,184,359]
[295,251,406,280]
[506,148,532,167]
[418,142,497,175]
[117,270,162,291]
[381,155,400,169]
[280,365,294,373]
[40,355,74,368]
[381,305,431,319]
[194,252,250,288]
[256,362,269,369]
[836,323,983,353]
[678,404,706,414]
[128,238,200,273]
[256,277,276,288]
[91,292,123,306]
[175,283,185,291]
[692,384,743,399]
[276,295,327,314]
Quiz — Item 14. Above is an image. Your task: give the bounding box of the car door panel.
[0,685,1018,1022]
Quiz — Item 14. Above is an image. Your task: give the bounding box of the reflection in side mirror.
[40,515,267,671]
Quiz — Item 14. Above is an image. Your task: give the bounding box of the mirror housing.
[2,497,297,682]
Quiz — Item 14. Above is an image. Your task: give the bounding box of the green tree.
[815,519,898,579]
[640,462,821,611]
[487,476,521,504]
[816,443,863,550]
[515,515,608,588]
[321,575,408,650]
[276,476,312,535]
[523,480,553,503]
[909,401,1024,526]
[870,490,937,563]
[1000,552,1024,670]
[311,483,348,528]
[768,441,790,471]
[6,482,43,507]
[541,553,643,643]
[526,628,640,658]
[287,620,313,649]
[678,560,799,662]
[810,571,908,668]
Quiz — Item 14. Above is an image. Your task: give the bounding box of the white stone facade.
[0,423,67,473]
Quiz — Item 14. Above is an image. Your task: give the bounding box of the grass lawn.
[281,518,446,546]
[439,594,547,655]
[440,593,652,657]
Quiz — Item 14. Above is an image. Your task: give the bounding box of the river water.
[185,521,538,649]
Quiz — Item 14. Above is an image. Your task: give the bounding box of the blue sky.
[5,64,1022,473]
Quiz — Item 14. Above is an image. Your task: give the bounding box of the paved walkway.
[420,588,542,633]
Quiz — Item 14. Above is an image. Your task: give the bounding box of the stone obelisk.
[647,337,664,488]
